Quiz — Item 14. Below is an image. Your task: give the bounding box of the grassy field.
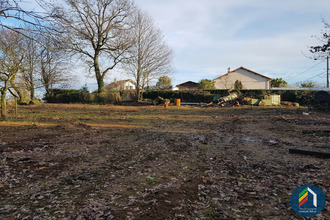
[0,104,329,219]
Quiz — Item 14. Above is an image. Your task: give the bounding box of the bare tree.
[310,19,330,58]
[44,0,134,93]
[39,36,70,98]
[0,29,25,119]
[310,19,330,88]
[0,0,49,37]
[9,70,25,103]
[123,10,173,101]
[1,2,69,103]
[20,34,41,102]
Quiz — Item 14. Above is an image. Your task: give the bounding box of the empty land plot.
[0,104,329,219]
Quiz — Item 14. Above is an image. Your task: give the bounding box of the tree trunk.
[30,83,35,101]
[136,69,141,102]
[136,34,142,102]
[29,72,35,101]
[97,76,105,93]
[44,84,52,102]
[136,88,143,102]
[139,90,143,102]
[1,90,7,120]
[1,80,10,120]
[141,77,147,102]
[136,85,141,102]
[94,53,105,93]
[45,86,50,97]
[11,81,24,103]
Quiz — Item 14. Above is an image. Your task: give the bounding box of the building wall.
[178,86,198,90]
[214,69,270,89]
[177,82,199,90]
[123,81,136,90]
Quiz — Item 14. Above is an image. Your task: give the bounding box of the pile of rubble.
[152,93,304,108]
[153,96,170,106]
[208,93,299,107]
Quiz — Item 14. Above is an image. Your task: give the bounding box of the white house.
[213,67,272,90]
[106,79,136,91]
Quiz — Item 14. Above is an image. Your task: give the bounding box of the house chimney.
[227,67,231,73]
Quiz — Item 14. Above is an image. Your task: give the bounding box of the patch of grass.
[203,203,223,219]
[147,177,159,184]
[198,145,208,156]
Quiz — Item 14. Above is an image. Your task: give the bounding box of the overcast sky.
[11,0,330,89]
[135,0,330,87]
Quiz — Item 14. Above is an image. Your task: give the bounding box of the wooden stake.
[15,97,17,116]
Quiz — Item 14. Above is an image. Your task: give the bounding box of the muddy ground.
[0,104,329,219]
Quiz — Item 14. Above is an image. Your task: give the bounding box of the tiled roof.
[214,67,273,81]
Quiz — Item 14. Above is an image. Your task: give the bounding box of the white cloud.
[4,0,329,87]
[135,0,330,85]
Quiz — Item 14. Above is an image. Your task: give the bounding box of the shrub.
[143,89,324,106]
[143,90,218,103]
[45,89,123,104]
[281,91,297,102]
[234,80,243,91]
[45,89,326,106]
[198,79,216,90]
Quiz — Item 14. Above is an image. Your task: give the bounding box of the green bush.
[143,89,326,106]
[143,90,226,103]
[45,89,327,106]
[45,89,123,104]
[281,91,297,102]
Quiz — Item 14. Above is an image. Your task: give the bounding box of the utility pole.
[327,56,329,88]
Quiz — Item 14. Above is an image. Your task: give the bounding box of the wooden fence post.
[15,97,17,116]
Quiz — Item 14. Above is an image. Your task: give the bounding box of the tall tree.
[39,36,70,98]
[156,76,172,90]
[310,19,330,88]
[0,0,49,38]
[45,0,134,93]
[123,10,173,101]
[21,35,39,101]
[198,79,215,90]
[0,29,24,119]
[310,19,330,57]
[270,78,288,88]
[300,81,315,88]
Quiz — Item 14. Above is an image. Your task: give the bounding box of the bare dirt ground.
[0,104,329,219]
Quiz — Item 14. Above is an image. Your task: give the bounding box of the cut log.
[302,130,330,137]
[303,130,330,134]
[289,149,330,159]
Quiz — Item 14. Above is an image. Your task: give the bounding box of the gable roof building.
[213,67,272,90]
[106,79,136,91]
[176,81,199,90]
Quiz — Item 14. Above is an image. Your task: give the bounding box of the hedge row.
[45,89,131,104]
[143,89,328,106]
[142,90,224,103]
[45,89,328,106]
